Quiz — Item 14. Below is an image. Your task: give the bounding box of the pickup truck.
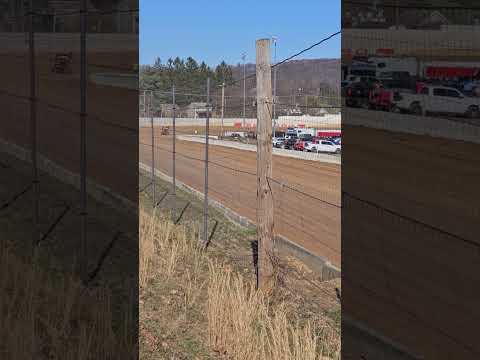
[391,85,480,118]
[304,140,341,154]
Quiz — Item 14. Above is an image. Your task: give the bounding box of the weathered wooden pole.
[256,39,274,291]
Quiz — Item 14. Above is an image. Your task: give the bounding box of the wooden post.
[256,39,274,291]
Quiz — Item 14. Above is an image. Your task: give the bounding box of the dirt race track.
[140,127,341,268]
[0,49,138,204]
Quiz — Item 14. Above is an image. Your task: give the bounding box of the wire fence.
[138,27,480,356]
[342,8,480,357]
[0,5,139,284]
[139,33,341,272]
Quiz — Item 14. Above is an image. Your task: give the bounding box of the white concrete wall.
[139,115,341,129]
[176,135,341,164]
[344,108,480,144]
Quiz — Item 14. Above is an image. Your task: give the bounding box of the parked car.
[345,81,374,108]
[293,139,311,151]
[230,133,241,139]
[392,85,480,118]
[272,137,285,148]
[368,84,395,111]
[281,138,297,150]
[305,140,341,154]
[304,141,319,152]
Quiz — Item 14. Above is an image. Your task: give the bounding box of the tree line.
[140,57,234,112]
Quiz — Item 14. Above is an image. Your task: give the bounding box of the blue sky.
[140,0,341,66]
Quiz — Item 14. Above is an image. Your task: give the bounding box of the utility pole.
[255,39,274,291]
[272,36,278,138]
[242,52,246,128]
[221,82,225,138]
[203,78,211,246]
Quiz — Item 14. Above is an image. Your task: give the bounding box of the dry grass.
[139,207,205,289]
[139,209,340,359]
[206,261,340,360]
[0,240,137,359]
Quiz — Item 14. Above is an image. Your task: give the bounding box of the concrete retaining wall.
[176,135,341,165]
[139,115,341,129]
[0,33,137,53]
[344,108,480,144]
[0,138,137,215]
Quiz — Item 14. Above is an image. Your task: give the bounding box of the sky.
[140,0,341,67]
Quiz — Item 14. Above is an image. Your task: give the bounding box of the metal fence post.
[80,0,88,280]
[150,91,155,207]
[172,85,176,219]
[221,82,225,139]
[203,78,210,244]
[29,0,39,249]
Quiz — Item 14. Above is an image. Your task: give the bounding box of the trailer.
[316,130,341,139]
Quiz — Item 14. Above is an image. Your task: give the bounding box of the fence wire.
[0,7,138,283]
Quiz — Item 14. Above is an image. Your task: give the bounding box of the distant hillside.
[229,59,340,98]
[225,58,340,116]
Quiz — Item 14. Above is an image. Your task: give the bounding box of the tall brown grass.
[0,239,137,359]
[139,208,204,289]
[140,210,340,359]
[206,261,340,360]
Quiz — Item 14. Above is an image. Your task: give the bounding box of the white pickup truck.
[392,85,480,118]
[304,140,341,154]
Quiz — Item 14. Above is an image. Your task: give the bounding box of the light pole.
[271,36,278,137]
[242,52,246,128]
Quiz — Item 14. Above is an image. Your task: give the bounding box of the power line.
[272,31,341,69]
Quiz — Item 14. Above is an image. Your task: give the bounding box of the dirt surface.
[139,127,341,268]
[0,51,138,204]
[342,124,480,359]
